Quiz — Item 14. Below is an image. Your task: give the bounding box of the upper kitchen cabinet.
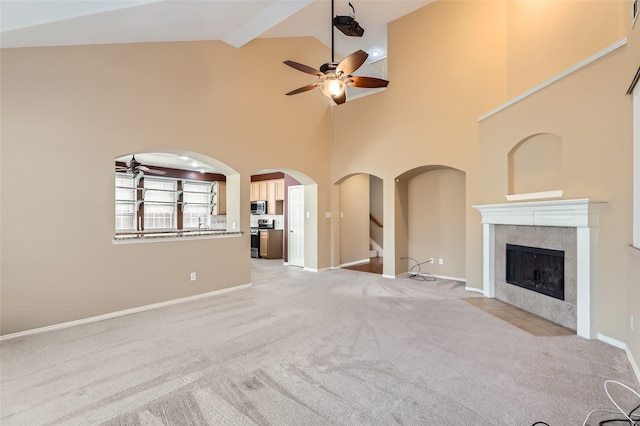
[275,179,285,201]
[250,181,263,202]
[250,173,285,215]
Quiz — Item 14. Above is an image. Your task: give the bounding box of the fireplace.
[506,244,565,300]
[473,199,606,339]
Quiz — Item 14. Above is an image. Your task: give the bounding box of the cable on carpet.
[581,380,640,426]
[532,380,639,426]
[400,257,436,281]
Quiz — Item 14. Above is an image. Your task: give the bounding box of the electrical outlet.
[429,257,434,264]
[439,258,444,265]
[190,272,197,281]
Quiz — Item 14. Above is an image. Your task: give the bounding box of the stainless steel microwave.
[251,200,267,215]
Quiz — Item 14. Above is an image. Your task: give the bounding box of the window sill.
[113,230,242,245]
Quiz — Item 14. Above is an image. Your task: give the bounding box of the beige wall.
[0,37,333,334]
[506,0,627,96]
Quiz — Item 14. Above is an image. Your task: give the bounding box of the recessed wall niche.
[508,133,562,196]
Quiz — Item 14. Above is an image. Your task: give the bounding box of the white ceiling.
[0,0,432,63]
[1,0,433,171]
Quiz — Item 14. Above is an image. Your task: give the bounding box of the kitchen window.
[115,175,136,231]
[183,181,214,229]
[115,173,223,240]
[143,178,177,230]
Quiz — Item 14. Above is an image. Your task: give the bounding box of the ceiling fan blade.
[285,83,319,96]
[333,91,346,105]
[346,76,389,88]
[336,50,368,76]
[138,165,166,175]
[283,60,324,77]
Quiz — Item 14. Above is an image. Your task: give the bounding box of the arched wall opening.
[114,149,241,234]
[396,165,466,281]
[335,173,384,267]
[250,168,319,271]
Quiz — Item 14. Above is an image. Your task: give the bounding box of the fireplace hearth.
[506,244,565,300]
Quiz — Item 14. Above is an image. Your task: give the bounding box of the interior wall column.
[384,177,409,278]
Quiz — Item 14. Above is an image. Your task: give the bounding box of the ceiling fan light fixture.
[320,78,346,98]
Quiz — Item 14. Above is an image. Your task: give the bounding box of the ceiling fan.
[115,155,166,177]
[283,0,389,105]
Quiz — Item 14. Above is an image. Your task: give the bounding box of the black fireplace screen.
[506,244,565,300]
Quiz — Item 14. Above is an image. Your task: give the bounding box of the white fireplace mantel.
[472,199,606,339]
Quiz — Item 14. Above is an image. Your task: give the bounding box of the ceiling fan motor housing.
[320,62,339,75]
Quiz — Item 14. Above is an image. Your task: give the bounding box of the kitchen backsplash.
[251,214,285,230]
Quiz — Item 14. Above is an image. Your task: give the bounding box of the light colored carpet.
[1,260,638,425]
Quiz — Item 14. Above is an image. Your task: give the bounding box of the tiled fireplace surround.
[473,199,606,339]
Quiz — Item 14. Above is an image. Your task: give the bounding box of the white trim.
[597,334,640,383]
[0,283,252,342]
[473,199,606,339]
[340,258,371,268]
[633,84,640,248]
[627,347,640,384]
[431,274,466,282]
[505,190,563,202]
[381,274,397,279]
[465,286,485,295]
[598,333,627,350]
[303,267,321,272]
[478,38,627,122]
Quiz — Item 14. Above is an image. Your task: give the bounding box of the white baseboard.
[598,333,627,350]
[465,286,485,295]
[381,274,397,279]
[626,347,640,385]
[597,333,640,384]
[431,274,466,283]
[0,283,252,342]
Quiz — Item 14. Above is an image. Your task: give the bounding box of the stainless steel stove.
[251,219,275,258]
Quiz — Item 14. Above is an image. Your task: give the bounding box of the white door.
[288,185,304,267]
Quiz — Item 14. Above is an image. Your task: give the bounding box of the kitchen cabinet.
[250,178,285,214]
[259,181,268,200]
[259,230,283,259]
[213,181,226,215]
[275,179,285,200]
[250,182,263,202]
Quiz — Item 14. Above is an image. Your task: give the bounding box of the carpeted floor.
[1,260,638,425]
